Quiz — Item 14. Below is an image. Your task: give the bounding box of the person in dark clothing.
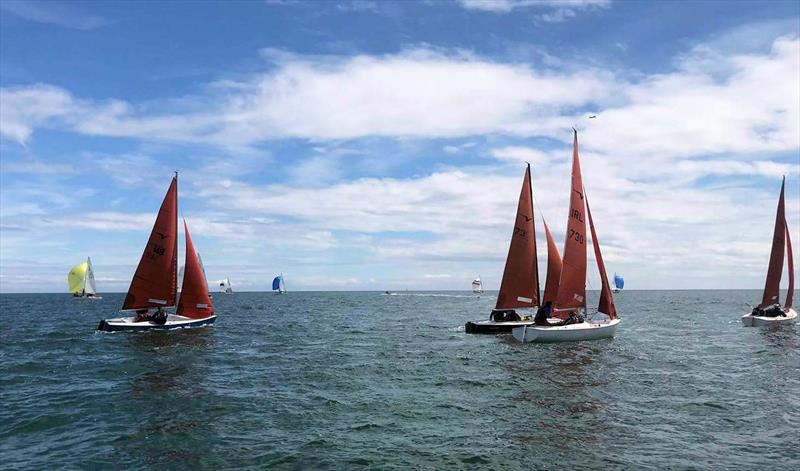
[152,307,168,325]
[134,309,150,322]
[491,310,521,322]
[534,301,553,326]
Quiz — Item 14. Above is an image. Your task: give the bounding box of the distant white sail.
[472,275,483,294]
[84,257,97,295]
[218,277,233,294]
[177,264,185,292]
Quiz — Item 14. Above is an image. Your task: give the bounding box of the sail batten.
[761,178,786,307]
[177,220,214,319]
[495,164,540,310]
[122,176,178,310]
[554,130,588,312]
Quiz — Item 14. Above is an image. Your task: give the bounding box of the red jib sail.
[554,130,587,313]
[586,192,617,319]
[122,176,178,310]
[785,220,794,310]
[177,220,214,319]
[541,219,563,306]
[761,177,786,307]
[495,164,540,310]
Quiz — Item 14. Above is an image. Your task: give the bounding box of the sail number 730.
[568,229,584,244]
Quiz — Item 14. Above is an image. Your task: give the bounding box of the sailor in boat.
[133,307,168,325]
[490,309,522,322]
[533,301,552,326]
[750,304,787,318]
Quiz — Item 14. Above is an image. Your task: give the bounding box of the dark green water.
[1,291,798,470]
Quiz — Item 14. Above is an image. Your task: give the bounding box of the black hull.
[465,321,530,334]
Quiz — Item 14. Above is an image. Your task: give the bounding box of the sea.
[1,290,798,470]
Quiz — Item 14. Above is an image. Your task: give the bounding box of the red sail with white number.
[554,130,587,313]
[495,164,540,310]
[586,193,617,319]
[122,176,178,310]
[760,177,786,307]
[177,220,215,319]
[541,219,562,306]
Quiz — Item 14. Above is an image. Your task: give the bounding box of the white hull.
[741,308,797,327]
[612,288,620,293]
[98,314,217,332]
[512,318,620,343]
[73,295,103,300]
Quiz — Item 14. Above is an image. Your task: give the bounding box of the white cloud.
[457,0,610,14]
[0,0,109,30]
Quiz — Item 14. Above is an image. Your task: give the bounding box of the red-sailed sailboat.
[97,174,217,332]
[513,130,620,342]
[465,163,562,334]
[741,177,796,326]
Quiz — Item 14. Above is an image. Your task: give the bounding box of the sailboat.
[742,177,796,327]
[219,277,233,294]
[272,273,286,294]
[513,130,620,343]
[471,276,484,294]
[97,174,217,332]
[465,163,561,334]
[68,257,101,299]
[613,273,624,293]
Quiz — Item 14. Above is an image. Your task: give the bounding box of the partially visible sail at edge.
[761,177,786,307]
[177,220,214,319]
[586,193,617,319]
[785,219,794,309]
[122,176,178,310]
[554,130,587,312]
[495,164,540,311]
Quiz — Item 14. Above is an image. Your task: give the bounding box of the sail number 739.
[568,229,584,244]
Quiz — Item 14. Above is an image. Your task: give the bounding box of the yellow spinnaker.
[68,262,88,293]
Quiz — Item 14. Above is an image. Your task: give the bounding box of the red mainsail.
[761,178,786,307]
[554,130,587,312]
[541,219,563,306]
[785,220,794,310]
[177,220,214,319]
[495,164,540,310]
[586,193,617,319]
[122,176,178,310]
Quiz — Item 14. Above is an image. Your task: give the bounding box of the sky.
[1,0,799,293]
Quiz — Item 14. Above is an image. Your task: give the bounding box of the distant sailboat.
[97,174,217,332]
[613,273,624,293]
[272,273,286,294]
[513,130,620,343]
[219,277,233,294]
[742,177,796,327]
[471,276,484,294]
[465,163,561,334]
[68,257,101,299]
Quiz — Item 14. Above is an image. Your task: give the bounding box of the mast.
[554,129,588,314]
[494,164,540,311]
[761,177,786,307]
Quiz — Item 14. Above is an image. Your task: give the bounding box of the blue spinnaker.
[614,274,624,290]
[272,276,282,291]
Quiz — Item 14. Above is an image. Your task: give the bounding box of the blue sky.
[1,0,799,293]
